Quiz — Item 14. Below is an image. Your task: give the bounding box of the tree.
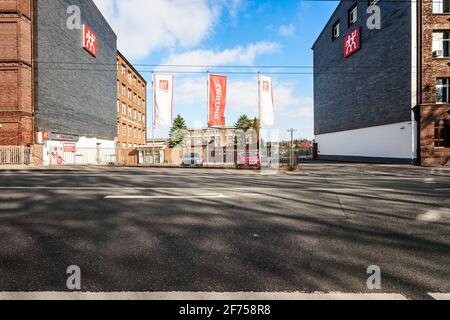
[168,114,187,148]
[235,114,259,132]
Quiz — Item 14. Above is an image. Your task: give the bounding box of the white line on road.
[428,293,450,300]
[104,193,265,199]
[0,291,409,301]
[105,194,232,199]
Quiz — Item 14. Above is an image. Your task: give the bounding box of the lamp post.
[287,128,297,171]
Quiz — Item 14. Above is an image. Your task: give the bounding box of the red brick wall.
[0,0,33,146]
[419,1,450,166]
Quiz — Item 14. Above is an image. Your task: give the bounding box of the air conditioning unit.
[433,50,444,57]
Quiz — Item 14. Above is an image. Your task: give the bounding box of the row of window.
[332,1,450,41]
[117,101,146,124]
[332,1,376,40]
[119,125,146,140]
[119,83,146,107]
[119,63,146,94]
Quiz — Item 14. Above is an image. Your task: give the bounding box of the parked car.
[238,151,260,168]
[181,153,203,167]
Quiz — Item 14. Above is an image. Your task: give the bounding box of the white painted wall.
[315,121,417,160]
[43,137,116,166]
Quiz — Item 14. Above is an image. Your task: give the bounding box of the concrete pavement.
[0,164,449,299]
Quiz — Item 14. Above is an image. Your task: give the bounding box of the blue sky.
[94,0,338,140]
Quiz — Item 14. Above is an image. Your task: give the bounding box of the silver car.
[181,153,203,167]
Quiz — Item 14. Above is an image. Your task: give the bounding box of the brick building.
[116,51,147,148]
[313,0,450,166]
[0,0,121,165]
[0,0,34,146]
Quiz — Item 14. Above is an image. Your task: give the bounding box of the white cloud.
[278,24,296,37]
[93,0,219,60]
[159,42,280,70]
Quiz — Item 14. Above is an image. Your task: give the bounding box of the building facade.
[313,0,450,166]
[1,0,119,165]
[0,0,34,146]
[419,0,450,165]
[116,51,147,148]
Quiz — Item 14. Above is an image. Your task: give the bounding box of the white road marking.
[0,291,409,300]
[105,194,231,199]
[428,293,450,300]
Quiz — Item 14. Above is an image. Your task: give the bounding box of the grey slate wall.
[313,0,412,135]
[35,0,117,140]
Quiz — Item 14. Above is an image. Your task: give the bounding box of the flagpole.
[257,72,262,161]
[206,71,210,128]
[152,72,156,165]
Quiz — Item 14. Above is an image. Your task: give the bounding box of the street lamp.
[287,128,297,171]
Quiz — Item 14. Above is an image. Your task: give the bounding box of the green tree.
[168,114,187,148]
[235,114,258,132]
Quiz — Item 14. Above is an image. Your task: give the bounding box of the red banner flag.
[208,74,227,127]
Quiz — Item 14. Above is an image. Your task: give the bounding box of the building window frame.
[348,4,358,27]
[436,77,449,103]
[435,120,450,148]
[432,31,450,58]
[433,0,450,14]
[332,21,340,40]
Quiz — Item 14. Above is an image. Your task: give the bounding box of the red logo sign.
[63,142,77,153]
[263,81,270,92]
[344,28,360,58]
[159,80,169,91]
[42,131,50,141]
[82,25,97,57]
[208,74,227,127]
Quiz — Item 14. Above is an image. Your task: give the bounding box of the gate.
[0,146,32,165]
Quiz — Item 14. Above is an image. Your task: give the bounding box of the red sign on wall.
[82,24,97,57]
[63,142,77,153]
[344,28,360,58]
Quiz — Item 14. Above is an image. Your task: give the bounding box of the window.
[348,4,358,26]
[122,103,127,116]
[121,65,126,76]
[433,0,450,13]
[435,120,450,147]
[134,110,137,120]
[122,125,127,136]
[117,100,120,113]
[432,31,450,57]
[128,107,133,118]
[332,21,340,40]
[129,127,133,137]
[138,112,142,122]
[436,78,449,103]
[122,84,126,96]
[128,89,132,100]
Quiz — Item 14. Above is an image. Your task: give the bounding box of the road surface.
[0,164,449,300]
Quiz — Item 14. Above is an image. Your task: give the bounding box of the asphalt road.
[0,164,449,299]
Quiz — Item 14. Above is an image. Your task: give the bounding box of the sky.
[93,0,338,141]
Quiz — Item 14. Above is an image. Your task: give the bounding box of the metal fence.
[47,147,138,166]
[0,146,32,165]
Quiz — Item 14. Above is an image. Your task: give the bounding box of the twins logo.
[159,80,169,92]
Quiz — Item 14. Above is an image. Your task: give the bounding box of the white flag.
[153,74,174,127]
[259,75,275,126]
